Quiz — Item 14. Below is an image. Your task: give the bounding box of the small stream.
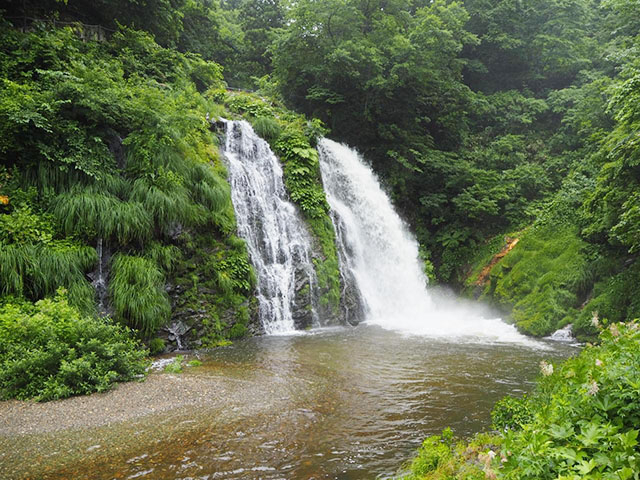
[4,324,576,480]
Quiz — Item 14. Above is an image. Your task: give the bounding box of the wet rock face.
[163,282,261,352]
[292,272,313,330]
[87,238,113,317]
[341,277,364,326]
[165,320,191,350]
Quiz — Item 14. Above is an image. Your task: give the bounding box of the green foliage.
[109,254,171,337]
[0,291,148,401]
[54,191,153,244]
[272,122,341,314]
[0,243,97,311]
[251,116,282,142]
[482,225,588,336]
[144,243,182,274]
[0,205,55,244]
[163,355,184,374]
[496,322,640,479]
[492,395,533,432]
[399,429,499,480]
[226,94,274,118]
[171,231,256,347]
[130,175,205,231]
[228,322,248,340]
[148,337,166,355]
[404,322,640,480]
[0,22,249,340]
[224,91,341,316]
[274,128,330,219]
[574,261,640,339]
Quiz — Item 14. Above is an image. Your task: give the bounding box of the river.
[1,324,575,480]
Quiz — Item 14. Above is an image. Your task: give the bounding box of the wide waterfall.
[222,120,318,334]
[318,139,531,342]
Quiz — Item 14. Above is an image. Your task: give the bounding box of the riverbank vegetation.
[0,21,260,355]
[0,290,148,401]
[399,320,640,479]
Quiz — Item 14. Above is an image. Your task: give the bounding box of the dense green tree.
[462,0,598,93]
[3,0,187,46]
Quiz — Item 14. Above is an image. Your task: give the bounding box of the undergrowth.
[0,24,255,340]
[479,225,588,336]
[400,320,640,479]
[0,290,148,401]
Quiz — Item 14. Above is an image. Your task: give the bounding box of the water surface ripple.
[1,325,576,480]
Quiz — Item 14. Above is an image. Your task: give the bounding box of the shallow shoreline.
[0,371,233,436]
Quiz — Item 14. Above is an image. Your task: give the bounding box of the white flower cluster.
[540,360,554,377]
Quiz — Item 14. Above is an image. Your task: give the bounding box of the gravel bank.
[0,371,239,436]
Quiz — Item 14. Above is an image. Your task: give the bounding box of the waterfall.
[222,120,318,335]
[90,237,110,315]
[318,139,533,342]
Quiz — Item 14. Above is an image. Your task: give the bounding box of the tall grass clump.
[30,244,98,297]
[109,254,171,337]
[144,242,182,273]
[54,191,152,243]
[0,243,97,312]
[189,162,231,214]
[0,244,31,296]
[130,176,205,230]
[251,116,282,142]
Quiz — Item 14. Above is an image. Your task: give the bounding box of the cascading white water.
[222,120,318,334]
[318,139,534,343]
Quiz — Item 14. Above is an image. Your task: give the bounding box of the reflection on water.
[3,325,576,480]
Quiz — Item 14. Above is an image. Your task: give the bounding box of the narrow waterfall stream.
[221,120,319,334]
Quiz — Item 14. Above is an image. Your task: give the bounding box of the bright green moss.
[480,226,588,336]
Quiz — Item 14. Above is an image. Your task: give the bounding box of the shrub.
[402,322,640,480]
[496,321,640,479]
[149,337,166,355]
[399,429,498,480]
[228,322,248,339]
[163,355,183,373]
[0,291,148,401]
[491,395,533,431]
